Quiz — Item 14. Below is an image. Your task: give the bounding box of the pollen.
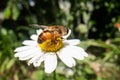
[38,38,63,52]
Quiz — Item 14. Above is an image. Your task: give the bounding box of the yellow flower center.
[38,38,63,52]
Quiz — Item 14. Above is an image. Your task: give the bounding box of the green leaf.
[12,5,20,20]
[3,7,11,19]
[76,24,88,34]
[0,28,7,35]
[0,58,9,73]
[84,66,94,74]
[31,70,44,80]
[6,59,15,70]
[13,73,19,80]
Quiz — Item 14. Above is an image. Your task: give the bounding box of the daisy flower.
[14,28,88,73]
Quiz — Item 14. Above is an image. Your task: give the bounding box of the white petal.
[18,48,41,60]
[81,51,88,57]
[28,52,44,66]
[64,45,88,60]
[33,56,44,67]
[72,46,88,57]
[36,29,43,35]
[14,47,39,58]
[30,34,38,41]
[19,53,37,60]
[57,48,76,67]
[64,39,80,45]
[22,40,37,46]
[44,53,57,73]
[14,46,34,52]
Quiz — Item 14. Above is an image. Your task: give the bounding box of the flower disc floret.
[39,38,63,52]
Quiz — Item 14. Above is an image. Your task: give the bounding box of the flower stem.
[53,70,57,80]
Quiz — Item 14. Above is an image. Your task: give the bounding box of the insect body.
[37,25,71,44]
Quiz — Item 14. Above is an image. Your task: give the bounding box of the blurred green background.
[0,0,120,80]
